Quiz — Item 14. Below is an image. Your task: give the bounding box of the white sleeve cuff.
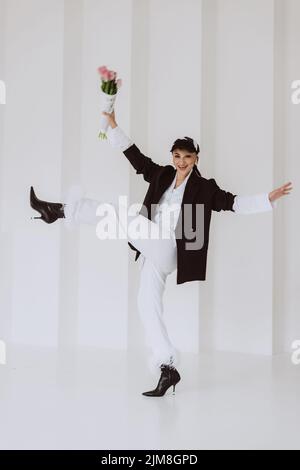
[106,125,134,151]
[232,193,276,214]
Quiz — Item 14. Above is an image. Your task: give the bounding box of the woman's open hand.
[102,110,117,129]
[269,182,293,203]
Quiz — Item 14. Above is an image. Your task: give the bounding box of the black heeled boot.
[30,186,65,224]
[142,364,181,397]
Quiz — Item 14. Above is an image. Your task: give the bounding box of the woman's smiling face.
[172,149,199,177]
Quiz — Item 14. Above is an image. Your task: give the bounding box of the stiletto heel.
[30,186,65,224]
[142,364,181,397]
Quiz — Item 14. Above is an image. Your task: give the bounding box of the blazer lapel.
[155,167,175,199]
[184,166,202,201]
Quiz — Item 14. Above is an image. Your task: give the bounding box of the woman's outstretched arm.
[210,177,293,214]
[232,182,293,214]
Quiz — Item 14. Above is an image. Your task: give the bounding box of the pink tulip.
[98,65,107,75]
[102,69,110,81]
[116,78,122,89]
[107,70,115,81]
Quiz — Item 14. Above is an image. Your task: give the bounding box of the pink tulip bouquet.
[97,65,122,139]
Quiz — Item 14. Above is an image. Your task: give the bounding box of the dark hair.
[170,136,200,155]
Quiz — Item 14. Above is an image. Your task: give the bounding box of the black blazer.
[123,143,237,284]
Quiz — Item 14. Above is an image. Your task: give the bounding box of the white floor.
[0,346,299,450]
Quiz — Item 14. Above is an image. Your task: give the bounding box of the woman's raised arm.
[104,111,164,184]
[103,110,133,151]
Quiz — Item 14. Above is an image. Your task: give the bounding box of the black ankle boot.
[142,364,181,397]
[30,186,65,224]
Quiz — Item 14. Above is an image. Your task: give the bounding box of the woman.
[30,109,293,397]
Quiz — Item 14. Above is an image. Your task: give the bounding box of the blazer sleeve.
[123,144,163,183]
[106,125,163,184]
[210,178,237,212]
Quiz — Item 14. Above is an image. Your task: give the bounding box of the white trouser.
[63,190,179,374]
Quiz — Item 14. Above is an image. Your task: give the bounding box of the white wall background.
[0,0,299,358]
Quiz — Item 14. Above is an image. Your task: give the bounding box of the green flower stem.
[98,131,107,140]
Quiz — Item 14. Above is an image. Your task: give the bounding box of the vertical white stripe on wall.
[58,0,84,350]
[2,0,64,347]
[76,0,132,349]
[211,0,274,354]
[0,0,6,195]
[0,0,12,346]
[273,0,286,354]
[0,0,6,225]
[127,0,151,354]
[273,0,300,353]
[199,0,218,352]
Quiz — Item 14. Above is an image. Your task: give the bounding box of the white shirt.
[152,168,193,247]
